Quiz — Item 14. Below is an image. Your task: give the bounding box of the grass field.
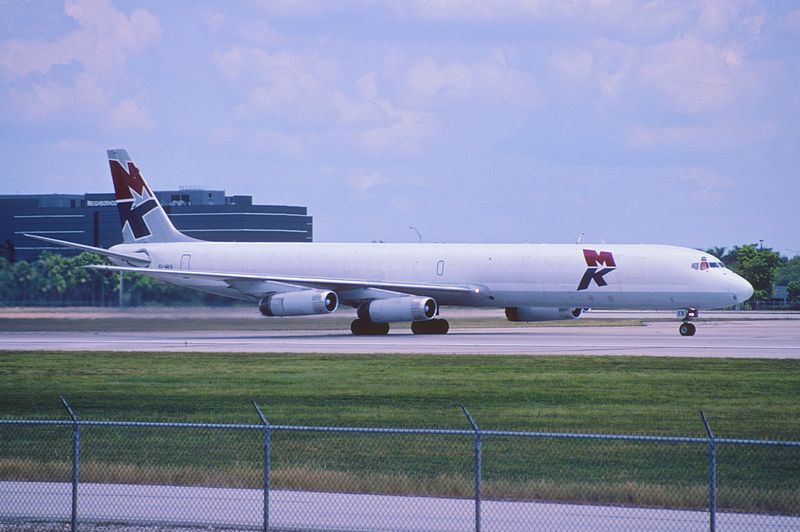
[1,352,798,512]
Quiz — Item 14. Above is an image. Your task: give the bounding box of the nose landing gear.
[679,322,696,336]
[677,308,698,336]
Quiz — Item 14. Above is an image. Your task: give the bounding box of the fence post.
[253,400,271,532]
[461,406,481,532]
[700,411,716,532]
[60,396,79,532]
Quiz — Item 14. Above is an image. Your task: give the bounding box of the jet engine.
[358,296,437,323]
[259,290,338,317]
[505,307,582,322]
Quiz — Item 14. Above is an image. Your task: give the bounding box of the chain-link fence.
[1,399,798,531]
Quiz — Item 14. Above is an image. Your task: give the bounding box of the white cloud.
[785,9,800,32]
[402,55,539,106]
[213,47,438,157]
[675,167,730,199]
[212,45,338,120]
[250,0,353,17]
[627,123,722,147]
[626,119,775,149]
[200,6,225,33]
[393,0,688,35]
[360,104,437,157]
[0,0,160,81]
[639,36,745,113]
[246,130,305,156]
[7,71,153,131]
[347,169,390,192]
[0,0,160,130]
[109,99,154,131]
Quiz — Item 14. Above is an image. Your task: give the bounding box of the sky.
[1,0,798,256]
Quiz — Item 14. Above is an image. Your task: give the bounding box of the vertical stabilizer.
[107,149,196,243]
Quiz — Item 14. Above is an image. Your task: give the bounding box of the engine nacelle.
[505,307,583,322]
[259,290,338,317]
[358,296,437,323]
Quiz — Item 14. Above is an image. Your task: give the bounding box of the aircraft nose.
[732,274,754,303]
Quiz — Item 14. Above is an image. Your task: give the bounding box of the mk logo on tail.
[110,158,158,240]
[577,249,616,291]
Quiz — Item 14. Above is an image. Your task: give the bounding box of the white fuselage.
[110,242,752,311]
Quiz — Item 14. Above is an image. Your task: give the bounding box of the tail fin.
[107,149,195,243]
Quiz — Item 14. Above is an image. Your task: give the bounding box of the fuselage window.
[691,263,699,270]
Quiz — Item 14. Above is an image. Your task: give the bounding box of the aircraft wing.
[23,234,151,267]
[86,264,478,301]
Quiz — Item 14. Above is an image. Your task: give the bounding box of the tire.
[351,319,389,336]
[412,319,449,335]
[679,322,696,336]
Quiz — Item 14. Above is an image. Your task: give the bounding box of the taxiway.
[1,319,798,358]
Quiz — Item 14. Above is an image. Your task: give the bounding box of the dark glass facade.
[0,189,312,262]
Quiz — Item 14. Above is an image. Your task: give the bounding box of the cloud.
[246,130,305,156]
[549,40,633,98]
[347,169,390,192]
[393,0,687,35]
[212,45,338,121]
[250,0,353,17]
[213,47,438,157]
[639,36,747,113]
[674,167,731,199]
[786,9,800,32]
[109,99,154,131]
[0,0,160,130]
[627,119,776,150]
[200,6,225,33]
[402,55,539,107]
[360,104,437,157]
[0,0,160,81]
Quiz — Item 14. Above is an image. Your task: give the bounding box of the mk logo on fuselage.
[577,249,616,291]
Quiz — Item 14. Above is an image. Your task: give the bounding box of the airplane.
[26,149,754,337]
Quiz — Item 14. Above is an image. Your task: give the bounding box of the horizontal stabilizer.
[23,234,151,267]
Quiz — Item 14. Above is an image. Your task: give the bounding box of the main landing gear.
[350,318,451,336]
[411,319,450,335]
[350,318,390,336]
[677,307,698,336]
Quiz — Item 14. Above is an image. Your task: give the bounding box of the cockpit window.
[692,261,725,270]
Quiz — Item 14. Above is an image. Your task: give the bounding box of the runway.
[1,319,798,358]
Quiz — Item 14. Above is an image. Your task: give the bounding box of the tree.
[775,256,800,287]
[788,281,800,302]
[66,252,116,305]
[33,252,70,303]
[734,244,783,300]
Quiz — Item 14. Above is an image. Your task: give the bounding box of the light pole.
[409,226,422,243]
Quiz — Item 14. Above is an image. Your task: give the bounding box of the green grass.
[1,352,798,513]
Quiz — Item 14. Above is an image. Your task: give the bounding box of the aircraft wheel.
[679,322,696,336]
[351,319,390,336]
[411,319,450,335]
